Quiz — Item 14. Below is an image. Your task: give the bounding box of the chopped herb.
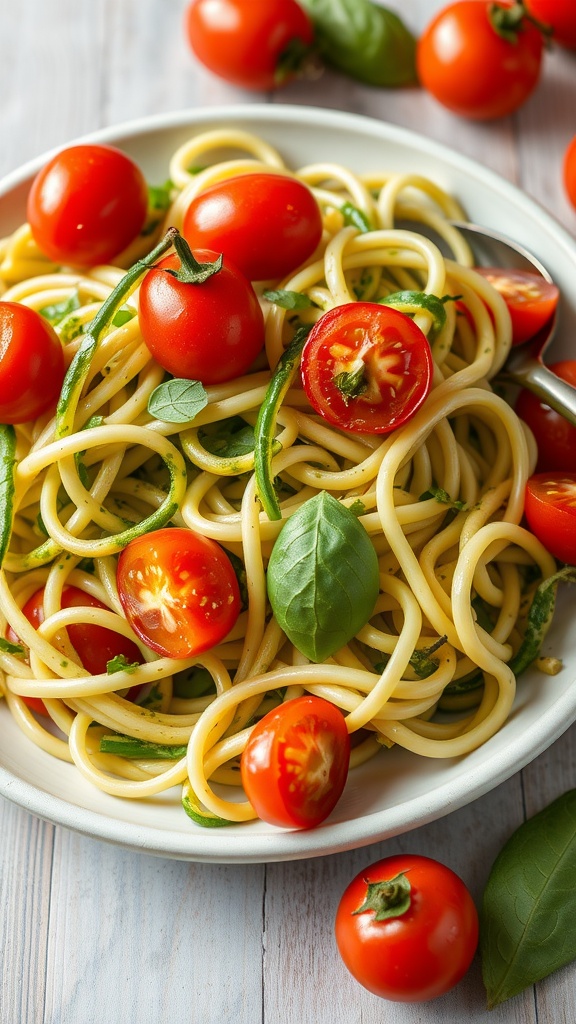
[419,485,467,511]
[263,288,313,310]
[341,201,371,233]
[0,636,25,657]
[106,653,141,675]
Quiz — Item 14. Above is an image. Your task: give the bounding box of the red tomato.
[117,528,241,659]
[240,695,350,829]
[474,268,559,345]
[27,144,148,267]
[183,173,323,282]
[524,473,576,564]
[564,135,576,210]
[184,0,314,90]
[138,248,265,384]
[416,1,544,120]
[300,302,433,435]
[6,585,143,715]
[516,361,576,472]
[0,301,65,423]
[525,0,576,49]
[335,854,479,1002]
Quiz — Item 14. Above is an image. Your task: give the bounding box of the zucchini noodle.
[0,127,560,828]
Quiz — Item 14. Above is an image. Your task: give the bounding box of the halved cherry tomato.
[6,585,143,715]
[524,473,576,564]
[335,854,479,1002]
[184,0,314,91]
[240,695,350,829]
[27,144,148,266]
[416,1,544,120]
[516,361,576,472]
[564,135,576,211]
[474,268,559,346]
[525,0,576,50]
[117,528,241,659]
[300,302,433,435]
[0,301,65,423]
[182,173,323,281]
[138,247,265,384]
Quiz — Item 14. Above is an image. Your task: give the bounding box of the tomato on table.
[117,527,241,659]
[416,1,544,120]
[300,302,433,435]
[474,268,559,346]
[335,854,479,1002]
[564,135,576,211]
[240,695,350,829]
[138,239,265,384]
[525,0,576,49]
[27,143,148,267]
[0,301,65,423]
[184,0,314,90]
[182,172,323,281]
[524,473,576,565]
[516,361,576,473]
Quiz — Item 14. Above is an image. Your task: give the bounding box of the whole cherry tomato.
[0,301,65,423]
[524,473,576,564]
[516,361,576,472]
[27,144,148,266]
[525,0,576,49]
[138,242,265,384]
[564,135,576,210]
[184,0,314,90]
[240,695,350,828]
[182,173,323,281]
[474,268,559,345]
[335,854,479,1002]
[117,528,241,659]
[416,1,544,120]
[300,302,433,435]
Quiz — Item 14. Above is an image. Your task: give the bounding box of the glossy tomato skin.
[138,249,265,384]
[185,0,314,90]
[240,695,350,829]
[525,0,576,49]
[27,144,148,266]
[0,301,65,423]
[524,473,576,564]
[117,528,241,659]
[474,268,559,346]
[335,855,479,1002]
[564,135,576,210]
[516,361,576,473]
[300,302,433,435]
[416,1,544,120]
[182,173,323,282]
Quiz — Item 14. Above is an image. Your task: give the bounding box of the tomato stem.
[489,2,551,44]
[166,234,223,284]
[353,872,412,921]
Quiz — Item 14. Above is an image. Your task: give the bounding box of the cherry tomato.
[474,268,559,346]
[184,0,314,90]
[416,1,544,120]
[6,585,143,715]
[183,173,323,282]
[0,301,65,423]
[564,135,576,211]
[516,361,576,473]
[240,695,350,829]
[525,0,576,49]
[300,302,433,435]
[335,854,479,1002]
[524,473,576,564]
[138,248,265,384]
[117,528,241,659]
[27,144,148,267]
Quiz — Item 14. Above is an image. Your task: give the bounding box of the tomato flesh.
[0,301,65,424]
[300,302,433,434]
[475,268,559,346]
[516,361,576,473]
[240,695,350,829]
[525,0,576,50]
[524,473,576,565]
[117,528,241,659]
[564,135,576,211]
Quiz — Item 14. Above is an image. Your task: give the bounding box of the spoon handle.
[504,358,576,428]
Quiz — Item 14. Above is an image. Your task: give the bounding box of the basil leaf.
[380,290,448,340]
[40,291,81,325]
[0,635,25,657]
[481,790,576,1007]
[263,289,313,310]
[341,201,371,233]
[148,179,173,211]
[509,566,576,677]
[106,653,141,675]
[300,0,417,87]
[419,484,467,511]
[148,378,208,423]
[200,417,256,459]
[267,490,379,661]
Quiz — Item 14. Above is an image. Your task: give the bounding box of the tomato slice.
[524,473,576,565]
[300,303,433,435]
[116,528,241,659]
[240,695,350,829]
[474,268,559,346]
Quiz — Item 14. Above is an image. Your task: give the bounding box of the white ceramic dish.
[1,105,575,863]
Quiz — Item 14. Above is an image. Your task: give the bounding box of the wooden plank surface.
[1,2,575,1022]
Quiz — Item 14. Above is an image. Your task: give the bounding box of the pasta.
[0,127,560,827]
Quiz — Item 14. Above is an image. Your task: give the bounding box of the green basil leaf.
[106,653,141,675]
[267,490,379,661]
[148,378,208,423]
[380,290,448,340]
[199,417,256,459]
[0,635,25,657]
[341,201,371,233]
[148,179,174,211]
[40,291,81,325]
[419,484,467,511]
[509,566,576,677]
[300,0,417,87]
[481,789,576,1007]
[263,289,313,310]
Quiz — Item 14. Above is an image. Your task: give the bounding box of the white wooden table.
[1,2,575,1021]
